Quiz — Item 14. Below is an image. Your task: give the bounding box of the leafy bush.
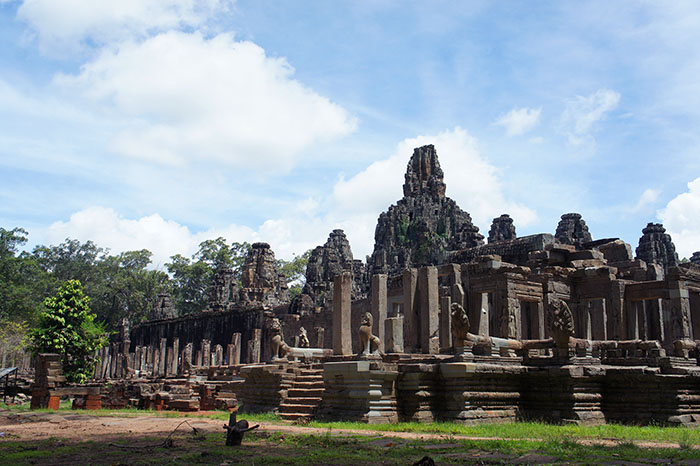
[30,280,107,383]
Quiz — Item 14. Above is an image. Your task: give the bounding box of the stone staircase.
[279,365,324,422]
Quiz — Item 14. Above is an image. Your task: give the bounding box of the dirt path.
[0,410,690,451]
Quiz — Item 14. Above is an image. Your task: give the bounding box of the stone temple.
[29,144,700,427]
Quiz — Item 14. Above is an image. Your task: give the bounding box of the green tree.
[31,280,107,383]
[0,319,29,368]
[277,249,312,298]
[166,239,251,315]
[0,227,47,323]
[90,249,171,328]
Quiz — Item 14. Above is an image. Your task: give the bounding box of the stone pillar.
[195,350,202,367]
[385,316,404,353]
[626,301,639,340]
[440,295,452,350]
[121,338,131,378]
[182,343,193,374]
[214,344,224,366]
[99,346,109,379]
[132,346,140,372]
[371,274,388,352]
[110,342,119,378]
[315,327,325,348]
[667,283,692,342]
[153,348,160,377]
[333,272,352,356]
[202,339,211,368]
[451,282,465,311]
[166,348,174,377]
[403,268,418,352]
[171,338,179,375]
[249,329,262,363]
[607,282,625,340]
[159,337,168,376]
[536,301,545,340]
[477,293,490,336]
[139,346,146,374]
[231,333,241,365]
[418,266,439,354]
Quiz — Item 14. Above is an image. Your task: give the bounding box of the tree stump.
[223,406,259,446]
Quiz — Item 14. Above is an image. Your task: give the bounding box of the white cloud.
[560,89,620,145]
[38,128,539,269]
[631,188,661,212]
[494,107,541,137]
[658,177,700,259]
[39,205,336,269]
[16,0,231,53]
[54,31,356,169]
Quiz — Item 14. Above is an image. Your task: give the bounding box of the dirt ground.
[0,409,687,449]
[1,410,699,465]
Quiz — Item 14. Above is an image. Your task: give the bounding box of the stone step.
[295,375,323,382]
[279,403,318,414]
[279,412,312,421]
[292,381,324,390]
[284,396,322,405]
[288,388,324,398]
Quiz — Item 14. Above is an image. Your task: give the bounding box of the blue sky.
[1,0,699,267]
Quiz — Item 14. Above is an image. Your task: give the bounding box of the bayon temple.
[29,145,700,426]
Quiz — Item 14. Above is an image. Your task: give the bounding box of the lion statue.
[450,303,470,343]
[270,318,290,360]
[298,327,310,348]
[359,312,381,356]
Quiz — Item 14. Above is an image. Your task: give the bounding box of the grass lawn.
[3,403,700,465]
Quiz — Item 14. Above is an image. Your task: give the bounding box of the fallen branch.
[108,419,200,449]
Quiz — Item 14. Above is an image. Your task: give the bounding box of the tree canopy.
[30,280,108,383]
[1,226,312,348]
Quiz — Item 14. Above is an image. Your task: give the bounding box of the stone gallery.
[31,145,700,426]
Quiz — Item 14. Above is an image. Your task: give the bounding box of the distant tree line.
[0,227,310,353]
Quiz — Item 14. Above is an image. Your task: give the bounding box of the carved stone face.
[361,312,373,327]
[270,318,282,334]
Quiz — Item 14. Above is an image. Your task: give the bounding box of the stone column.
[159,337,168,376]
[166,348,174,377]
[371,274,387,352]
[231,333,241,365]
[139,346,147,374]
[249,329,262,363]
[214,344,224,366]
[451,282,465,312]
[418,266,439,354]
[315,327,325,348]
[607,282,625,340]
[439,295,452,350]
[333,272,352,356]
[476,293,490,336]
[132,346,140,372]
[202,339,211,368]
[667,283,691,342]
[626,300,639,340]
[111,342,119,378]
[182,343,193,373]
[385,316,404,353]
[403,268,418,352]
[171,338,179,375]
[121,338,131,378]
[153,348,160,377]
[99,346,109,379]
